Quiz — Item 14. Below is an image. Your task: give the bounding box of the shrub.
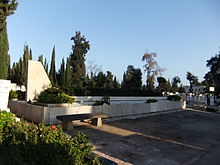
[0,111,14,130]
[0,120,100,165]
[0,111,15,143]
[146,99,158,103]
[38,87,75,104]
[93,96,110,106]
[9,90,18,100]
[101,96,110,105]
[167,95,182,102]
[17,90,25,100]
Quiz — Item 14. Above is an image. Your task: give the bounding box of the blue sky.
[7,0,220,85]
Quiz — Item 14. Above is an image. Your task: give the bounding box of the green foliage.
[0,119,100,165]
[205,50,220,95]
[101,96,110,105]
[10,44,32,85]
[63,87,162,96]
[146,99,158,103]
[122,65,142,89]
[59,58,65,87]
[70,31,90,88]
[0,111,14,131]
[0,26,10,79]
[186,72,200,93]
[38,87,75,104]
[167,95,182,102]
[49,46,57,86]
[93,96,110,106]
[0,0,18,30]
[65,57,72,88]
[9,90,18,99]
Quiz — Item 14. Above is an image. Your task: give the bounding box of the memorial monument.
[26,60,51,101]
[0,79,11,110]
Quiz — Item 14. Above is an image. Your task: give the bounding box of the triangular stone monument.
[26,60,51,101]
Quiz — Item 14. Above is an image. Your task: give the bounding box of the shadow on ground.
[66,110,220,165]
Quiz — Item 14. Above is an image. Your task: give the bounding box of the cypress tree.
[60,58,65,88]
[22,44,31,85]
[65,57,72,88]
[38,55,43,64]
[0,0,18,79]
[29,49,33,60]
[49,46,56,86]
[0,28,9,79]
[70,31,90,88]
[44,58,49,74]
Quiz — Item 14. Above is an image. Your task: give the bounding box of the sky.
[7,0,220,85]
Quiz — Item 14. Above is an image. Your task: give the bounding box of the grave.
[0,79,11,110]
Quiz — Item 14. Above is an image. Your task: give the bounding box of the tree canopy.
[70,31,90,88]
[142,51,164,91]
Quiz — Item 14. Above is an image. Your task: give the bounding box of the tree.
[0,0,18,79]
[10,44,32,85]
[113,77,120,89]
[142,51,164,91]
[38,55,43,64]
[205,50,220,95]
[49,46,56,86]
[86,60,102,78]
[94,72,106,88]
[38,55,49,74]
[65,57,72,88]
[104,71,114,89]
[186,72,200,92]
[157,76,167,92]
[44,57,49,74]
[122,65,142,89]
[171,76,181,93]
[59,58,65,88]
[70,31,90,88]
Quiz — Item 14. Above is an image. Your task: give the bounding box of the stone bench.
[56,113,109,130]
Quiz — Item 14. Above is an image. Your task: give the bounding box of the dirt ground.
[66,109,220,165]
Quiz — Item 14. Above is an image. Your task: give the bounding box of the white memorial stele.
[0,79,11,111]
[26,60,51,101]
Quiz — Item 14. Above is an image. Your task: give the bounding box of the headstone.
[26,60,51,101]
[0,79,11,110]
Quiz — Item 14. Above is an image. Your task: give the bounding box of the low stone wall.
[9,100,186,125]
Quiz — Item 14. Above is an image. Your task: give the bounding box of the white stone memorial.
[0,79,11,110]
[26,60,51,101]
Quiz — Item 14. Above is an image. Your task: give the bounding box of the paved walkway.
[67,109,220,165]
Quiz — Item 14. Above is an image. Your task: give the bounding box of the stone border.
[9,100,186,125]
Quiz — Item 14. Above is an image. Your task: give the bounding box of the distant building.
[184,85,206,93]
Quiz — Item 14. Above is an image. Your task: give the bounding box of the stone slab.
[0,79,11,110]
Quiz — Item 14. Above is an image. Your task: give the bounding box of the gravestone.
[0,79,11,110]
[26,60,51,101]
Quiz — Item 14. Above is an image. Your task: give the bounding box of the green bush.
[9,90,18,100]
[167,95,182,102]
[38,87,75,104]
[0,111,14,130]
[146,99,158,103]
[9,90,25,100]
[17,90,25,100]
[0,111,15,143]
[93,96,110,106]
[0,120,100,165]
